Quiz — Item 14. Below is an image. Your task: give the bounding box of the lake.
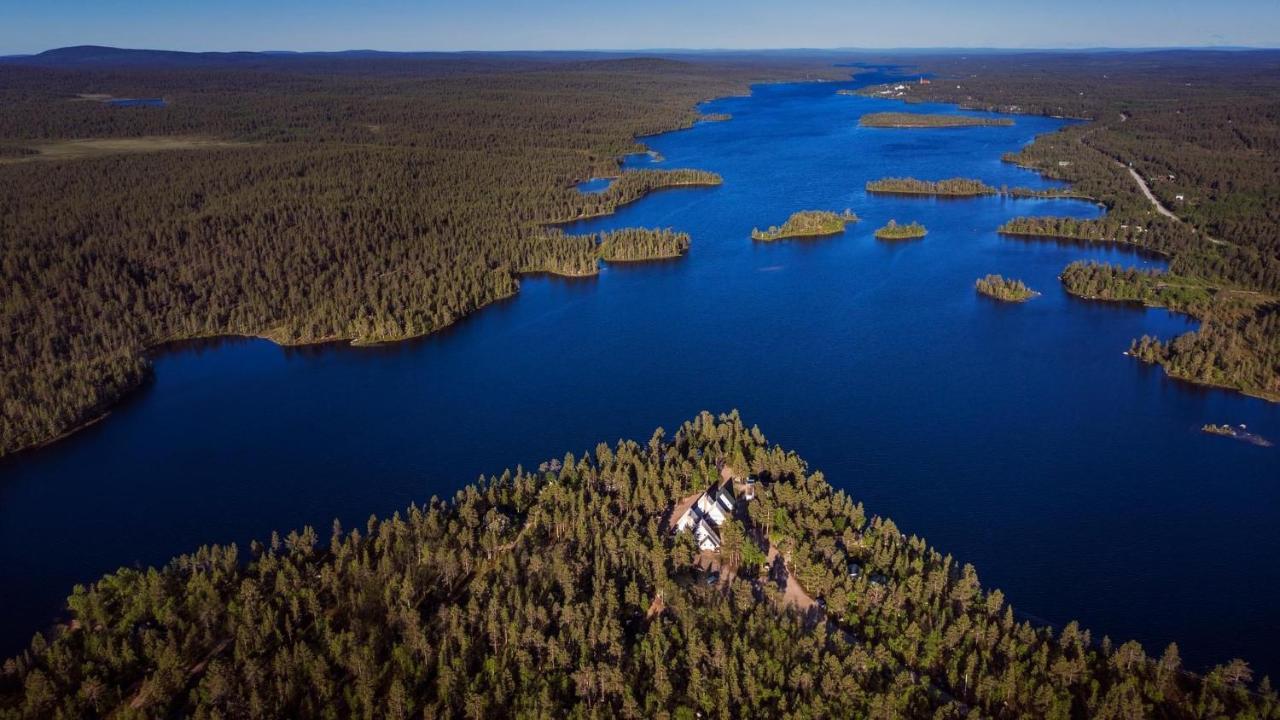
[106,97,167,107]
[2,67,1277,674]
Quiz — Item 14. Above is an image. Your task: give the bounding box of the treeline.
[0,412,1273,718]
[874,220,927,240]
[859,112,1013,128]
[866,177,997,196]
[975,274,1037,302]
[998,216,1152,247]
[0,56,831,456]
[1059,262,1213,312]
[597,228,690,262]
[1060,262,1279,400]
[1130,305,1280,401]
[568,169,723,221]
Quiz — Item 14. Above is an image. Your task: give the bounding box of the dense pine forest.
[858,112,1014,128]
[874,220,928,241]
[0,53,840,456]
[866,177,998,196]
[976,275,1038,302]
[862,50,1280,401]
[0,412,1272,718]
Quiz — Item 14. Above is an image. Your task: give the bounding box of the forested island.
[859,112,1014,128]
[859,52,1280,402]
[751,209,858,241]
[0,411,1273,718]
[866,177,997,197]
[0,50,847,457]
[976,274,1038,302]
[874,219,928,241]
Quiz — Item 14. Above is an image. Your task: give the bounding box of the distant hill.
[0,45,656,69]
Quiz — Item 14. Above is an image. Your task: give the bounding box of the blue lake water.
[577,176,615,193]
[107,97,167,107]
[3,68,1278,673]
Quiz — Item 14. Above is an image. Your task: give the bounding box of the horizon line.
[4,42,1280,58]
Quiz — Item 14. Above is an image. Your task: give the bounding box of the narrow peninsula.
[867,177,998,197]
[874,219,928,241]
[530,227,692,277]
[597,227,690,262]
[752,209,859,242]
[860,112,1014,128]
[976,274,1039,302]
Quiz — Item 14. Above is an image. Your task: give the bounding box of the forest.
[975,275,1037,302]
[0,53,839,456]
[1059,262,1278,400]
[866,177,998,197]
[874,220,928,241]
[863,51,1280,401]
[596,228,691,263]
[1,412,1273,719]
[749,210,858,242]
[859,112,1014,128]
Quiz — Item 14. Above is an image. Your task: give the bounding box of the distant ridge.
[5,44,1279,70]
[0,45,659,69]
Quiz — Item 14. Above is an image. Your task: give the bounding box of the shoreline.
[3,79,747,458]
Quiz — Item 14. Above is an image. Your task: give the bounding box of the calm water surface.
[107,97,167,107]
[3,69,1278,672]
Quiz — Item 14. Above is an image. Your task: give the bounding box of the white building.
[674,481,747,552]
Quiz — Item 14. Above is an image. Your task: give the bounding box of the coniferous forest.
[861,50,1280,401]
[1,412,1274,719]
[0,54,835,456]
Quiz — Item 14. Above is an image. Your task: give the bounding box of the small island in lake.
[859,112,1014,128]
[874,219,927,241]
[976,274,1039,302]
[1202,423,1273,447]
[867,177,998,197]
[752,209,859,242]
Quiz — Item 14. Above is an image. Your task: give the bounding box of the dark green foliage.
[750,209,858,241]
[872,51,1280,401]
[859,112,1013,128]
[866,177,998,196]
[975,274,1037,302]
[1130,305,1280,401]
[874,220,927,241]
[597,228,690,262]
[0,57,823,456]
[1061,262,1280,400]
[0,412,1273,718]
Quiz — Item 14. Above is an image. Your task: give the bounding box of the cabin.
[1175,194,1185,202]
[673,480,751,552]
[693,518,722,552]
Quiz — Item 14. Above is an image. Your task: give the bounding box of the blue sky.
[3,0,1278,55]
